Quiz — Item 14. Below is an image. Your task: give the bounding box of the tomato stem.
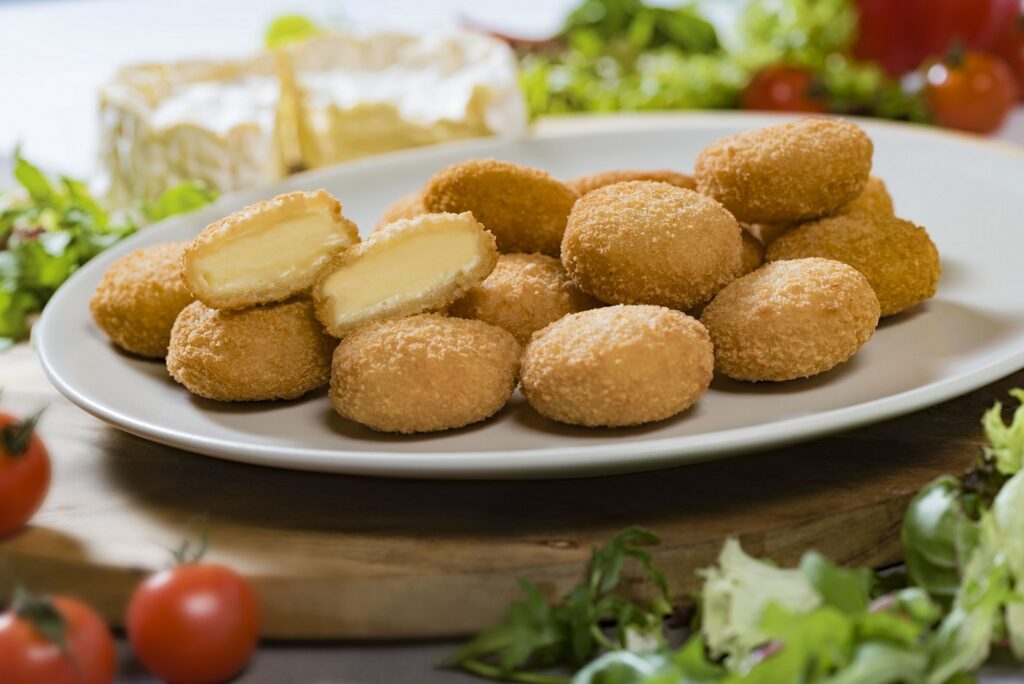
[947,40,966,69]
[169,513,210,566]
[11,586,71,657]
[0,406,46,458]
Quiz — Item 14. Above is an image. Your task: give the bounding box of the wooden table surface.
[3,341,1020,638]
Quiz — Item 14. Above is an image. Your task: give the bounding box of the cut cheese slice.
[181,190,359,309]
[313,213,497,337]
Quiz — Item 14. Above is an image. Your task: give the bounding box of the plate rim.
[34,112,1024,479]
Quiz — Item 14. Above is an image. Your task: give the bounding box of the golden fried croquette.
[421,158,579,256]
[448,253,600,345]
[374,190,425,231]
[695,118,873,224]
[90,242,195,358]
[568,169,696,196]
[313,212,497,337]
[330,314,520,433]
[748,176,894,247]
[520,305,713,427]
[739,231,765,276]
[561,181,742,311]
[838,176,894,217]
[167,299,335,401]
[766,214,940,317]
[700,258,880,382]
[181,190,359,310]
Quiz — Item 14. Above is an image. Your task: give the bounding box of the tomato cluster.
[0,409,261,684]
[742,0,1021,135]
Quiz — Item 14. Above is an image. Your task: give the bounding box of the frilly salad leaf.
[0,153,216,347]
[901,476,980,606]
[982,388,1024,476]
[699,538,820,660]
[448,527,671,682]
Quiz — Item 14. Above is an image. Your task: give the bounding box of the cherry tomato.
[854,0,1018,76]
[996,15,1024,97]
[127,563,261,684]
[741,66,827,113]
[0,411,51,537]
[926,50,1018,133]
[0,594,117,684]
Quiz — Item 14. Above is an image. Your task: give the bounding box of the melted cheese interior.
[321,221,483,323]
[193,211,353,294]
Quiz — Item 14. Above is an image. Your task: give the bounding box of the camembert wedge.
[181,190,359,309]
[313,213,497,337]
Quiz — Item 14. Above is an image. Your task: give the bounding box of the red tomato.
[854,0,1019,76]
[0,412,51,537]
[0,595,117,684]
[741,66,827,113]
[996,15,1024,96]
[926,50,1018,133]
[127,563,261,684]
[913,0,1018,58]
[853,0,917,77]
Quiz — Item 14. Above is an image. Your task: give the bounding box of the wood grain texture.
[1,343,1017,639]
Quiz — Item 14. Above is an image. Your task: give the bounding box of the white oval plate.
[35,113,1024,479]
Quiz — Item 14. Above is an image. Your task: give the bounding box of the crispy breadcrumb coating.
[695,118,873,224]
[330,314,520,433]
[375,190,425,232]
[521,305,713,427]
[90,242,194,358]
[421,158,579,256]
[561,181,742,312]
[748,176,895,246]
[448,252,601,344]
[700,258,880,382]
[167,299,335,401]
[568,169,696,196]
[766,214,940,317]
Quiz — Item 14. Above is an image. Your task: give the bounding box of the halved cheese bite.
[181,190,359,309]
[313,212,497,337]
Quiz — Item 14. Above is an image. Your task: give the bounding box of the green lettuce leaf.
[265,14,323,49]
[901,477,979,605]
[981,389,1024,476]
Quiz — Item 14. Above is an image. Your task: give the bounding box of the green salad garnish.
[0,153,215,349]
[450,390,1024,683]
[515,0,927,121]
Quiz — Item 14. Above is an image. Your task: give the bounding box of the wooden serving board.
[1,342,1016,639]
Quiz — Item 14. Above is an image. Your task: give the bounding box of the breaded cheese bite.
[374,190,425,231]
[695,118,873,224]
[90,242,195,358]
[421,158,579,256]
[313,212,497,337]
[167,299,335,401]
[739,231,765,276]
[448,252,600,345]
[181,190,359,310]
[766,214,940,317]
[521,305,713,427]
[568,169,696,196]
[330,314,520,433]
[748,176,895,246]
[700,258,880,382]
[561,181,742,311]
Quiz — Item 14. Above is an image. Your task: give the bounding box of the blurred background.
[2,0,1023,345]
[2,0,1023,179]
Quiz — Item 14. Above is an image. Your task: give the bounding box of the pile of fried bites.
[90,119,941,433]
